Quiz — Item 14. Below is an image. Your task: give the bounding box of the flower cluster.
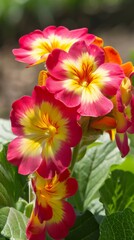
[7,25,134,239]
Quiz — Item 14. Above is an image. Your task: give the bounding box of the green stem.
[28,177,34,203]
[70,143,80,174]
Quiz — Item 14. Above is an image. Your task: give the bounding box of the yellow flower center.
[20,102,68,159]
[81,80,88,87]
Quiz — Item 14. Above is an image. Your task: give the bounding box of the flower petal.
[65,178,78,198]
[78,87,113,116]
[13,26,95,66]
[37,142,72,178]
[104,46,122,64]
[95,63,125,96]
[115,132,129,157]
[47,201,76,239]
[121,62,133,77]
[35,200,53,223]
[90,116,116,130]
[10,96,33,135]
[26,211,46,240]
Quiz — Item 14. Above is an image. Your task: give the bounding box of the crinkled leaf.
[73,141,123,211]
[0,207,28,240]
[99,208,134,240]
[66,211,99,240]
[100,170,134,214]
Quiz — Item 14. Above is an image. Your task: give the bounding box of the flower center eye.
[45,183,53,190]
[43,125,57,139]
[81,80,88,87]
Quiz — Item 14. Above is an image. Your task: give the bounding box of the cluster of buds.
[7,26,134,239]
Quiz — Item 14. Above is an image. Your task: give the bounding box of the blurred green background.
[0,0,134,118]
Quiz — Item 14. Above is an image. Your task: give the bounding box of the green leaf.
[100,170,134,215]
[0,144,28,208]
[73,141,123,211]
[0,207,28,240]
[66,211,99,240]
[99,208,134,240]
[24,202,33,218]
[15,198,28,213]
[0,119,14,144]
[128,134,134,154]
[111,154,134,174]
[88,198,105,224]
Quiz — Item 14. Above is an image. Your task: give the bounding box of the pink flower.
[7,86,82,178]
[26,169,78,240]
[46,41,125,117]
[12,26,95,66]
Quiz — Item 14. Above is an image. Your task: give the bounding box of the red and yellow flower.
[26,169,78,240]
[7,86,82,178]
[12,26,95,66]
[46,41,124,117]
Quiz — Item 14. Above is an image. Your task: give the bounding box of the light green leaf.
[66,211,99,240]
[111,154,134,174]
[16,198,28,213]
[0,119,15,144]
[100,170,134,214]
[0,207,28,240]
[99,208,134,240]
[24,202,33,218]
[73,141,123,211]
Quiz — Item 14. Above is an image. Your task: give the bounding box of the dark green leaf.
[0,144,28,208]
[0,145,15,208]
[66,211,99,240]
[100,170,134,215]
[99,208,134,240]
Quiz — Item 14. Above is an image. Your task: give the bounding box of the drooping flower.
[89,59,134,157]
[113,62,134,157]
[7,86,82,178]
[26,169,78,240]
[87,45,134,157]
[46,41,125,117]
[12,26,95,66]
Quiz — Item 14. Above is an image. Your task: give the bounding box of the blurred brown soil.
[0,45,43,119]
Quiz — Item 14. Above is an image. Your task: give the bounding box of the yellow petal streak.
[31,34,78,61]
[20,102,68,159]
[62,53,109,103]
[35,173,67,223]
